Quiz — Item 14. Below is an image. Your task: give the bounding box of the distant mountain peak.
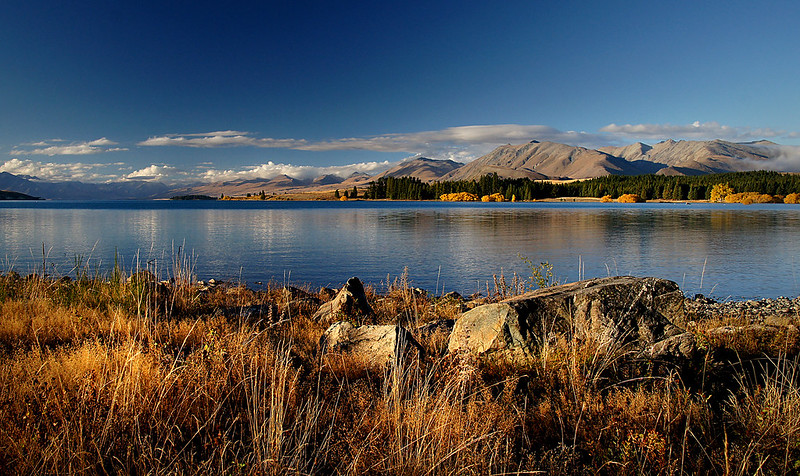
[312,174,344,185]
[373,157,464,182]
[739,139,778,146]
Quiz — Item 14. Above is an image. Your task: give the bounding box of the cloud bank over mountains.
[599,121,797,142]
[137,122,797,156]
[4,122,800,184]
[0,158,393,184]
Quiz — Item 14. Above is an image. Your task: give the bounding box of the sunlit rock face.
[448,276,686,362]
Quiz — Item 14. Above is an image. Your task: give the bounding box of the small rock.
[646,332,699,362]
[312,277,375,324]
[319,321,424,368]
[441,291,464,301]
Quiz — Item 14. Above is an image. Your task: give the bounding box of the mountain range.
[0,139,793,199]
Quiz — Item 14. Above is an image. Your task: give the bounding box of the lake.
[2,200,800,300]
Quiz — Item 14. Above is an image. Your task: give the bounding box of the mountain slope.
[598,142,653,161]
[0,189,41,200]
[373,157,464,182]
[441,140,661,181]
[602,139,776,174]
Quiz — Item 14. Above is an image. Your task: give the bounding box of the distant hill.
[373,157,464,182]
[0,172,170,200]
[0,189,41,200]
[312,174,345,186]
[168,170,377,197]
[169,194,217,200]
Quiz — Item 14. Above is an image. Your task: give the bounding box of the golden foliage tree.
[710,183,734,202]
[617,194,644,203]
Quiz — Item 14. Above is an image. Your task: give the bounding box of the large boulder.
[319,321,424,369]
[313,277,376,324]
[448,276,686,361]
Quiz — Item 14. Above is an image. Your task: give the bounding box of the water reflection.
[1,202,799,299]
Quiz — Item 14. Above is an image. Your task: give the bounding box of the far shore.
[199,192,727,204]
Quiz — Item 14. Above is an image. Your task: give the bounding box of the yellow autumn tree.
[617,194,644,203]
[710,183,734,202]
[440,192,479,202]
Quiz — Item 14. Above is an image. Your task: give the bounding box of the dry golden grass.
[1,269,799,474]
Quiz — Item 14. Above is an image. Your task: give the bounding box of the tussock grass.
[1,266,799,474]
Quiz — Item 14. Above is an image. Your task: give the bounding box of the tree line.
[364,171,800,201]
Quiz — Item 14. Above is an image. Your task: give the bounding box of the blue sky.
[2,0,800,183]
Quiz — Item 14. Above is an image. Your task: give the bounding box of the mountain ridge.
[1,138,793,199]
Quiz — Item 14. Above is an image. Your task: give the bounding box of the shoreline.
[1,270,798,473]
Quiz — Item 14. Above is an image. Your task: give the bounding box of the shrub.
[617,193,644,203]
[785,193,800,204]
[725,192,781,204]
[480,193,505,202]
[439,192,479,201]
[600,195,613,203]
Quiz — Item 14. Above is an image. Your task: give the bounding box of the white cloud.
[125,164,185,181]
[138,125,608,161]
[139,131,307,149]
[87,138,118,146]
[11,138,127,156]
[599,121,789,142]
[743,145,800,173]
[0,158,119,182]
[198,160,392,182]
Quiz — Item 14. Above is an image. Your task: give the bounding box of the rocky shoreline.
[3,271,799,473]
[687,293,800,321]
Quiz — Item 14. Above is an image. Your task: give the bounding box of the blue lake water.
[2,200,800,300]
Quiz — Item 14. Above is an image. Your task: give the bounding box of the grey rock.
[448,276,685,361]
[646,332,698,362]
[319,321,423,368]
[441,291,464,301]
[312,277,375,324]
